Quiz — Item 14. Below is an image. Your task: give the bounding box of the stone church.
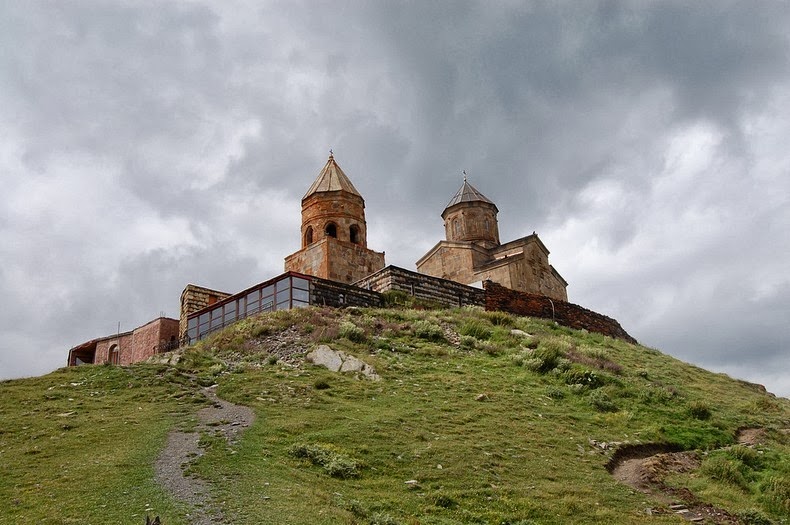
[416,178,567,301]
[285,153,567,301]
[68,153,573,366]
[284,153,386,283]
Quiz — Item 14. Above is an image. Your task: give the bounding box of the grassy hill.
[1,305,788,524]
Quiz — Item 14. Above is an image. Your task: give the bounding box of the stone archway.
[108,344,119,365]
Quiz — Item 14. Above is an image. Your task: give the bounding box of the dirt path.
[155,385,255,524]
[607,430,771,524]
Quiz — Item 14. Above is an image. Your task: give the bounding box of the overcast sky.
[1,1,788,397]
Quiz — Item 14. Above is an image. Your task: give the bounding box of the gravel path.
[155,385,255,524]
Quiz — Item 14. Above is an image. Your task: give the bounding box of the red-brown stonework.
[285,154,385,283]
[70,317,180,367]
[484,281,637,344]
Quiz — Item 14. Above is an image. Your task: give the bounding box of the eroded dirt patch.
[609,444,739,523]
[155,385,254,525]
[736,427,766,446]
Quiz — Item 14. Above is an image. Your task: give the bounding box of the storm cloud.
[1,1,788,396]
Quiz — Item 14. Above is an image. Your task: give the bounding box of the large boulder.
[306,345,380,381]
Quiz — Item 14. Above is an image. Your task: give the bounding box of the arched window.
[350,224,360,244]
[325,222,337,238]
[108,344,119,365]
[484,218,490,232]
[453,219,461,237]
[304,226,314,246]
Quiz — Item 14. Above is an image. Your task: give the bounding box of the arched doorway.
[108,344,119,365]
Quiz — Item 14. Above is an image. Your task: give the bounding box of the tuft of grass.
[701,454,749,489]
[484,311,514,327]
[760,475,790,516]
[411,320,445,342]
[289,442,363,479]
[688,400,713,420]
[459,320,492,340]
[588,389,618,412]
[338,321,366,343]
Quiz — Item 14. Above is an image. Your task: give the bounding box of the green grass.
[2,306,789,524]
[0,363,204,524]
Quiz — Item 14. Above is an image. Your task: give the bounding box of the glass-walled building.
[185,273,311,343]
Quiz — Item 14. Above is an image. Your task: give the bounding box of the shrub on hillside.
[687,400,713,420]
[484,311,514,326]
[460,320,492,340]
[736,509,774,525]
[588,389,618,412]
[728,445,761,469]
[701,454,749,489]
[760,475,790,517]
[412,320,445,342]
[289,442,363,479]
[520,344,565,374]
[564,368,603,388]
[339,321,366,343]
[637,385,677,404]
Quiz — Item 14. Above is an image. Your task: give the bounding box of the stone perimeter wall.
[355,265,486,308]
[483,281,637,344]
[310,276,384,308]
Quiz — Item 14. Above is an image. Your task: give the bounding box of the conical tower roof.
[444,179,497,211]
[303,153,361,200]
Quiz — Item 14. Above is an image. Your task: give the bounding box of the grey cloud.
[2,1,789,396]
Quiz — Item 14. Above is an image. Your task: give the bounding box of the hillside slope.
[1,306,788,524]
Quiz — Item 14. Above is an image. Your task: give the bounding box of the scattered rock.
[510,329,532,338]
[306,345,343,372]
[306,345,380,380]
[475,393,489,402]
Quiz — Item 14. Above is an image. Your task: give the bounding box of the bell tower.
[442,178,500,248]
[284,153,385,283]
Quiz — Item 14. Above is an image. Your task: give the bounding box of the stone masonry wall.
[285,238,385,285]
[484,281,637,343]
[92,317,180,365]
[94,332,133,364]
[355,265,485,308]
[130,317,180,363]
[310,276,384,308]
[180,284,232,340]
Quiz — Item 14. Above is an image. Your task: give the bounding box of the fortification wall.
[355,266,485,308]
[483,281,637,343]
[310,276,384,308]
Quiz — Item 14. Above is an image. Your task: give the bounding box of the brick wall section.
[179,284,232,340]
[94,332,133,364]
[310,276,384,308]
[89,317,181,365]
[355,265,485,308]
[483,281,637,344]
[130,317,180,363]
